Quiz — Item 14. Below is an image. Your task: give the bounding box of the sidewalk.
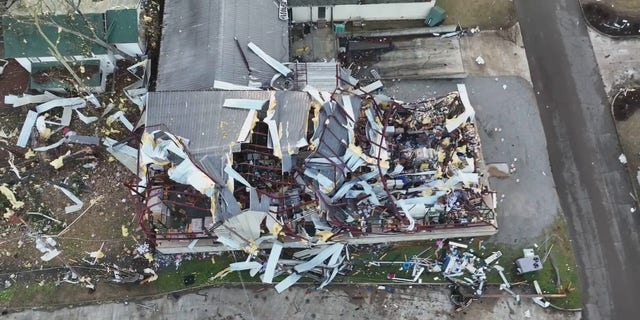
[588,27,640,200]
[4,285,580,320]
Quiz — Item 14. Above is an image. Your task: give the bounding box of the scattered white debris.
[475,56,486,65]
[502,84,508,90]
[7,152,22,180]
[214,80,262,91]
[107,111,135,131]
[35,236,61,261]
[16,111,38,148]
[247,42,293,77]
[4,91,58,107]
[619,153,628,165]
[53,184,84,213]
[222,99,268,110]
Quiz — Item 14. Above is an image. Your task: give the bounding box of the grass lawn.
[437,0,517,29]
[481,217,582,309]
[591,0,640,15]
[1,219,581,310]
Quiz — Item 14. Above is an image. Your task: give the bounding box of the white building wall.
[292,3,434,23]
[114,43,144,57]
[292,6,312,22]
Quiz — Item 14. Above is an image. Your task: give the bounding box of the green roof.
[105,9,139,43]
[2,13,107,58]
[424,6,446,27]
[30,60,102,90]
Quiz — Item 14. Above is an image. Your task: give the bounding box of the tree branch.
[16,0,136,60]
[65,0,136,59]
[30,12,88,92]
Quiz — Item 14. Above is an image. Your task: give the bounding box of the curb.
[549,303,583,312]
[610,89,640,208]
[3,281,580,313]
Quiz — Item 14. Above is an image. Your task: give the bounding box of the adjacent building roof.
[2,14,107,58]
[156,0,289,91]
[8,0,139,15]
[146,91,311,176]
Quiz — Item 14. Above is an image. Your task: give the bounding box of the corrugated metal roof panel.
[147,91,268,160]
[304,62,339,92]
[147,91,311,175]
[273,91,312,154]
[156,0,289,91]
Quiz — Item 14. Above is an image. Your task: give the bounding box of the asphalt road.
[515,0,640,319]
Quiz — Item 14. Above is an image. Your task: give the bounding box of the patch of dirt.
[0,59,29,107]
[0,63,148,309]
[583,2,640,36]
[32,64,100,86]
[0,0,170,307]
[613,89,640,121]
[142,0,163,91]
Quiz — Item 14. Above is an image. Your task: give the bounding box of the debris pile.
[367,240,502,296]
[0,58,151,290]
[363,240,555,310]
[135,63,497,253]
[221,242,350,293]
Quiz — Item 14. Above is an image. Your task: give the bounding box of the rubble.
[135,71,497,256]
[223,242,350,293]
[4,91,58,107]
[0,184,25,212]
[516,254,543,274]
[35,236,61,261]
[619,153,627,164]
[53,185,84,213]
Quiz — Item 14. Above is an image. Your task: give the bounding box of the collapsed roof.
[139,78,497,253]
[146,90,311,167]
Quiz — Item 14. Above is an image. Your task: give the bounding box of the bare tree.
[23,1,89,92]
[7,0,140,92]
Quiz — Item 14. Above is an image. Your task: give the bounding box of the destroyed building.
[134,83,497,254]
[124,0,497,254]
